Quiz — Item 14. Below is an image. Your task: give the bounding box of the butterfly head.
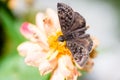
[58,35,65,42]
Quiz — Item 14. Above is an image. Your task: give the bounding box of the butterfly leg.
[71,26,89,34]
[78,34,90,38]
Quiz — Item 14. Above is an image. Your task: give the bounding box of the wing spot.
[68,43,72,47]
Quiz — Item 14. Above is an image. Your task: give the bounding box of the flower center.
[47,30,71,57]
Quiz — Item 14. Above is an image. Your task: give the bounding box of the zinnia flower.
[17,8,98,80]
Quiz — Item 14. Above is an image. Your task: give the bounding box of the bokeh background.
[0,0,120,80]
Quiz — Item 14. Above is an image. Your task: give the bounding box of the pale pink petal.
[17,41,47,67]
[42,8,60,35]
[36,13,46,33]
[20,22,48,48]
[46,8,60,29]
[25,51,46,67]
[17,41,43,56]
[58,55,81,79]
[51,55,80,80]
[39,57,57,75]
[58,55,74,76]
[50,68,65,80]
[38,51,58,75]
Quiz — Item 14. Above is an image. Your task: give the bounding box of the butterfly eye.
[58,35,65,42]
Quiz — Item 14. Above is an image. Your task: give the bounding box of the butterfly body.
[57,3,93,67]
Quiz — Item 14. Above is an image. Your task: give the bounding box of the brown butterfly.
[57,3,93,67]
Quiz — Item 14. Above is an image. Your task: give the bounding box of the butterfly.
[57,3,93,67]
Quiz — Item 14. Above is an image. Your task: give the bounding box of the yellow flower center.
[47,30,71,58]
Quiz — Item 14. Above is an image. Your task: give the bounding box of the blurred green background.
[0,0,120,80]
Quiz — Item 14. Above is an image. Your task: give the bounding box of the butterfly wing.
[57,3,74,34]
[66,37,93,67]
[57,3,93,67]
[70,12,86,31]
[57,3,86,35]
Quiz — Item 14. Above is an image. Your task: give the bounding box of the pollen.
[47,30,71,58]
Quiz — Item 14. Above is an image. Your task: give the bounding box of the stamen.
[47,30,72,58]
